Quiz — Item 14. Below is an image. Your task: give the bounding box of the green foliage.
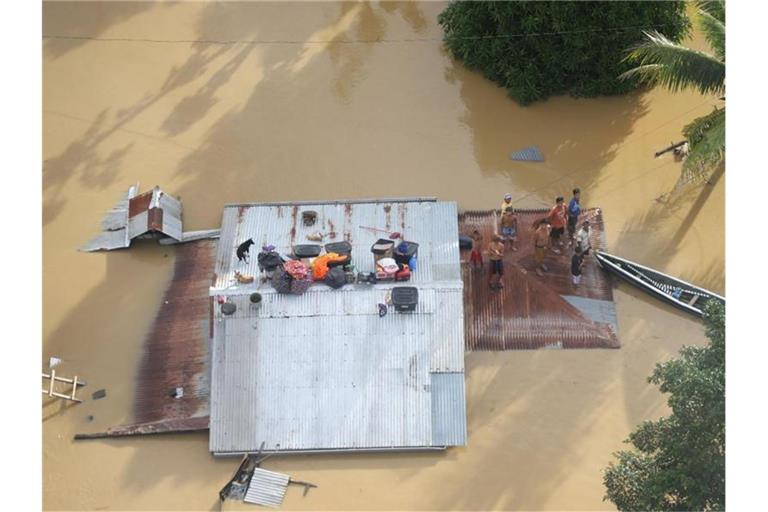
[437,1,689,105]
[622,0,725,180]
[683,108,725,173]
[603,301,725,511]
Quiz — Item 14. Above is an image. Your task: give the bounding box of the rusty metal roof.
[127,186,182,241]
[209,198,466,455]
[459,208,619,350]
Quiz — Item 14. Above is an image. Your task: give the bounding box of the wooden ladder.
[42,369,86,403]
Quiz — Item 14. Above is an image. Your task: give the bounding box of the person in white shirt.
[575,221,592,255]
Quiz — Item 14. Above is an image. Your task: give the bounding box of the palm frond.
[697,9,725,61]
[620,31,725,96]
[682,108,725,177]
[695,0,725,23]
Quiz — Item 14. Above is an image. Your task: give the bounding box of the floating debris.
[509,146,544,162]
[42,370,87,403]
[244,468,291,507]
[91,389,107,400]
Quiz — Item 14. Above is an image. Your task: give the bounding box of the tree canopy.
[603,301,725,511]
[438,1,690,105]
[621,0,725,179]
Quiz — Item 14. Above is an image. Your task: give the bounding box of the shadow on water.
[609,163,725,293]
[42,1,154,59]
[444,59,651,207]
[43,2,263,226]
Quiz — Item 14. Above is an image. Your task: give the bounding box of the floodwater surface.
[43,2,724,510]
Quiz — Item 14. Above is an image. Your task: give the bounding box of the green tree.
[620,0,725,178]
[603,301,725,511]
[438,1,689,105]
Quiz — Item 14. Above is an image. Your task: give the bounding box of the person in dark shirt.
[571,247,585,286]
[567,188,581,244]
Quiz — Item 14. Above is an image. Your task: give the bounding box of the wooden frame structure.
[42,370,86,403]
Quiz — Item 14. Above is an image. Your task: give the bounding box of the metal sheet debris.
[244,468,290,507]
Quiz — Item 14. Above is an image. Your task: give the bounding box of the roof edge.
[224,197,439,208]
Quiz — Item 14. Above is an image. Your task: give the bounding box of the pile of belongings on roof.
[253,236,420,294]
[257,242,355,295]
[370,238,418,283]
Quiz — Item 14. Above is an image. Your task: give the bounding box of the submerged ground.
[43,2,724,510]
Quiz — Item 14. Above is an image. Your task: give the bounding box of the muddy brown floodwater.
[43,2,724,511]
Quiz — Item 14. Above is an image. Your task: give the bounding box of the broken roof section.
[209,198,466,455]
[81,184,183,251]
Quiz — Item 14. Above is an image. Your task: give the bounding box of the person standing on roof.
[571,247,585,286]
[575,220,592,256]
[567,188,581,244]
[500,193,513,216]
[488,234,505,290]
[533,218,551,277]
[547,196,568,254]
[500,207,518,252]
[469,229,484,268]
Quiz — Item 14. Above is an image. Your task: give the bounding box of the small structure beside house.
[208,198,467,455]
[81,184,219,252]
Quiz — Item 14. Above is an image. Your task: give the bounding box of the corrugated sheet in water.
[244,468,290,507]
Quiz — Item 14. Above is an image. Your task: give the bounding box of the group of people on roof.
[469,189,593,290]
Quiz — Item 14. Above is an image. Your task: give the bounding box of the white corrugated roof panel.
[209,199,466,454]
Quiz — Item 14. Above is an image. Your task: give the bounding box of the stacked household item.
[392,286,418,313]
[375,257,400,281]
[257,245,283,278]
[324,241,354,286]
[370,239,419,282]
[393,241,419,273]
[284,260,312,294]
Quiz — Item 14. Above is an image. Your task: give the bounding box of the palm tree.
[620,0,724,180]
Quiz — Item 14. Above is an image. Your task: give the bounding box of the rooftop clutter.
[240,236,420,295]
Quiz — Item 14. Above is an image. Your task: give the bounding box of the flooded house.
[208,198,467,455]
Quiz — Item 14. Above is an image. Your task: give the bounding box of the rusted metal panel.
[74,416,209,440]
[128,189,153,218]
[131,239,217,425]
[148,207,163,232]
[459,208,618,350]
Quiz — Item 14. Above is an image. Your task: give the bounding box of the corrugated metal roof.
[430,373,467,446]
[81,184,187,251]
[244,468,290,507]
[209,199,466,455]
[213,200,461,289]
[80,183,137,252]
[459,208,619,350]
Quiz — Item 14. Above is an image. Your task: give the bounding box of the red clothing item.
[548,204,568,229]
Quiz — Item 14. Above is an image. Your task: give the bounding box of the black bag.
[271,266,293,294]
[258,251,283,271]
[325,267,346,289]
